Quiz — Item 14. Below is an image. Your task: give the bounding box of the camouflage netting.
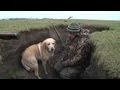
[0,24,95,79]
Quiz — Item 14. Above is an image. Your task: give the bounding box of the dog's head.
[42,38,56,53]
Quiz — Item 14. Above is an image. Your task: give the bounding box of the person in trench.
[54,22,92,79]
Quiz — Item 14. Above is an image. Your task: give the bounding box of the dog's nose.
[51,48,54,51]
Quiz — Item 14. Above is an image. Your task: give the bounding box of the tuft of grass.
[90,30,120,78]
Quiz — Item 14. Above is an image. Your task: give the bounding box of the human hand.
[54,60,65,72]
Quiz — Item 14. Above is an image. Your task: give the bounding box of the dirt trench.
[0,24,95,79]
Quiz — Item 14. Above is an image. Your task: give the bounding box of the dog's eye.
[48,43,50,45]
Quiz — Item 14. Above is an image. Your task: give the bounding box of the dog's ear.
[42,41,48,50]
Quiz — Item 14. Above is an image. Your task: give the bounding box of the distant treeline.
[0,18,54,20]
[1,18,38,20]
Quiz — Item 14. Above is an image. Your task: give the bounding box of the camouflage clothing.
[62,36,81,66]
[62,29,89,66]
[54,28,91,79]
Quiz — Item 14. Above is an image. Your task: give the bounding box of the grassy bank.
[90,30,120,78]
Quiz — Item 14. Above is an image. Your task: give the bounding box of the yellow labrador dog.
[21,38,56,79]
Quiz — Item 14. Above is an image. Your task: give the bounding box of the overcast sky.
[0,11,120,20]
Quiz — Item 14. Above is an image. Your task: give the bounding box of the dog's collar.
[38,43,41,56]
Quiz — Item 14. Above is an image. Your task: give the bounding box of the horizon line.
[0,18,120,21]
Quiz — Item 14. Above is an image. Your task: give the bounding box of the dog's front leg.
[42,60,48,74]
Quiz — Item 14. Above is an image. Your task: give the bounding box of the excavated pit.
[0,24,96,79]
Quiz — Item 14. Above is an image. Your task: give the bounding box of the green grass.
[0,19,120,32]
[0,19,68,32]
[90,30,120,78]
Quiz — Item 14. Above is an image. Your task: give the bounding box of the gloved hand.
[54,60,65,72]
[60,67,80,79]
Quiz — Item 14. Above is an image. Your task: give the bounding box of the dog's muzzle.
[49,47,55,53]
[51,47,55,52]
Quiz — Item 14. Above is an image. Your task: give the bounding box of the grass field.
[0,19,68,31]
[90,30,120,78]
[0,19,120,31]
[0,19,120,78]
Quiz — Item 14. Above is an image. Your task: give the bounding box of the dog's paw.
[37,76,42,79]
